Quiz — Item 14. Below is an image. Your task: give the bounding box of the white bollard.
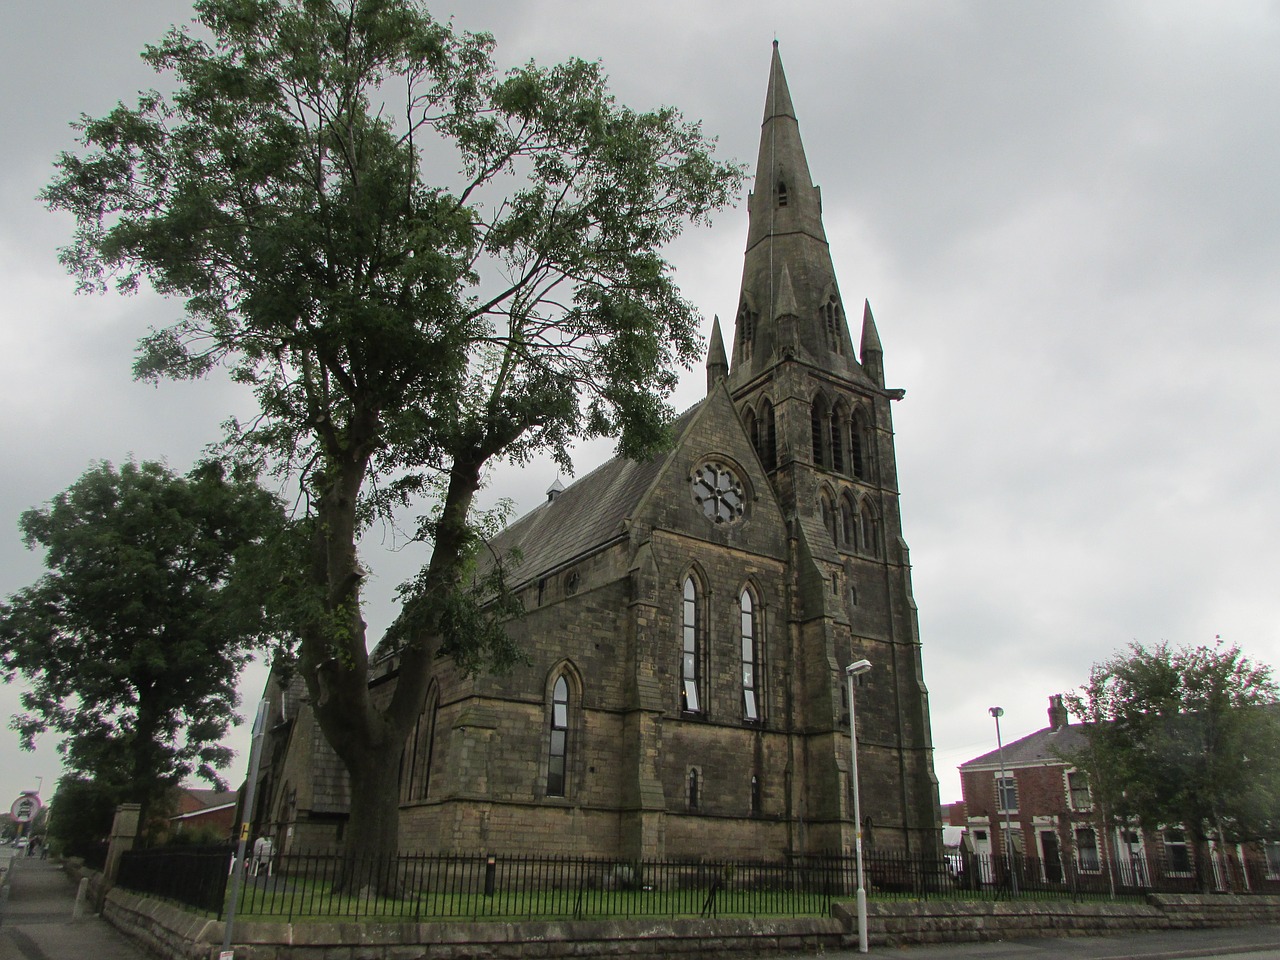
[73,877,90,919]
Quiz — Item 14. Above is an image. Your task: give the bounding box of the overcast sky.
[3,1,1279,813]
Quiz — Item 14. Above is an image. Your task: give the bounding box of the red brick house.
[958,695,1280,892]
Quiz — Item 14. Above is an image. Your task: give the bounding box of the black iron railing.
[114,846,1280,920]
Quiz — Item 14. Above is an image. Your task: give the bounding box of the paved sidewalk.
[0,853,150,960]
[776,924,1280,960]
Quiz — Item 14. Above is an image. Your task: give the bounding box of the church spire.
[730,42,855,385]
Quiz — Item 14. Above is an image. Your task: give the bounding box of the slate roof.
[960,723,1089,770]
[486,404,702,590]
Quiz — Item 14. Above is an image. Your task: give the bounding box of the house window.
[681,576,702,714]
[1067,771,1091,811]
[688,768,700,810]
[547,675,570,797]
[741,590,759,721]
[1163,830,1192,875]
[996,775,1018,813]
[1264,841,1280,879]
[1075,827,1101,872]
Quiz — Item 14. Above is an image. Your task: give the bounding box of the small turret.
[706,315,729,393]
[860,300,884,387]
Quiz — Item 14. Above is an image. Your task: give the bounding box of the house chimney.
[1047,694,1069,731]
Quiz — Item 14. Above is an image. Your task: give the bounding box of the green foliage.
[47,775,120,857]
[0,460,289,819]
[1063,641,1280,844]
[42,0,742,866]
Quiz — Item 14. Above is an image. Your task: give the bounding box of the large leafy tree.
[0,460,288,829]
[42,0,741,879]
[1063,641,1280,884]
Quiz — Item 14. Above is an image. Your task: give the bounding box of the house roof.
[960,722,1089,770]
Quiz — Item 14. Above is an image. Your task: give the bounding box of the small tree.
[1063,641,1280,887]
[0,460,288,829]
[42,0,741,883]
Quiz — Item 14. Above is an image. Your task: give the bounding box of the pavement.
[777,925,1280,960]
[0,852,151,960]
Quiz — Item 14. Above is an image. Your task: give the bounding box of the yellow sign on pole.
[240,822,250,841]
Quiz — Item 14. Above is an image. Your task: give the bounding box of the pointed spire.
[706,315,728,393]
[730,42,853,386]
[860,300,884,386]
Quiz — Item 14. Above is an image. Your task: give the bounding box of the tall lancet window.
[821,297,842,353]
[681,576,702,713]
[850,416,867,481]
[547,675,570,797]
[739,304,756,361]
[777,179,789,207]
[760,399,777,470]
[741,589,760,721]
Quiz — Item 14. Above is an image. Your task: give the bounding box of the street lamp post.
[847,659,872,954]
[988,706,1018,895]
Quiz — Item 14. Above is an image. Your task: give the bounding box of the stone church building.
[257,43,942,863]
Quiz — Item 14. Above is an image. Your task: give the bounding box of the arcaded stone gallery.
[257,44,942,862]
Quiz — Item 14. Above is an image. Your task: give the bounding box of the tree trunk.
[338,740,407,896]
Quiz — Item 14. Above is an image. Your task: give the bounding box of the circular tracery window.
[691,461,745,524]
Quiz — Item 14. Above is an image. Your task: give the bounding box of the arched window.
[830,402,847,473]
[688,768,701,810]
[741,589,760,721]
[745,405,759,456]
[739,303,757,361]
[777,180,788,207]
[751,775,761,816]
[839,495,855,549]
[401,685,438,802]
[819,488,836,543]
[850,412,870,481]
[681,576,702,713]
[547,675,570,797]
[811,395,830,467]
[757,399,778,471]
[858,500,881,559]
[821,297,842,353]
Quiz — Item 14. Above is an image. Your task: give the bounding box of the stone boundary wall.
[95,881,1280,960]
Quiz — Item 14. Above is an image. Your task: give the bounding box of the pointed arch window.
[745,405,759,455]
[401,686,438,802]
[688,768,701,810]
[819,488,836,543]
[831,402,848,473]
[857,499,881,558]
[760,399,777,470]
[681,576,703,714]
[741,589,760,722]
[739,304,757,361]
[777,180,789,207]
[821,297,842,353]
[811,395,830,467]
[750,775,761,816]
[547,675,570,797]
[850,410,873,482]
[839,495,855,549]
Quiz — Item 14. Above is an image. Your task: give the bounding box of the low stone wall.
[100,886,1280,960]
[101,890,846,960]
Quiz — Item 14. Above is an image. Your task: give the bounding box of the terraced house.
[255,43,942,864]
